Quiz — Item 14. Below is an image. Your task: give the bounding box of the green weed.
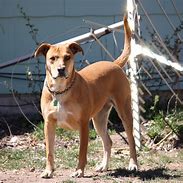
[146,96,183,143]
[147,112,165,141]
[89,128,97,140]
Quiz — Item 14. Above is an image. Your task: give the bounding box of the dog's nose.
[57,67,66,77]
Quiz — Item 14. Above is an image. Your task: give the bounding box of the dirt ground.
[0,168,144,183]
[0,134,183,183]
[0,169,112,183]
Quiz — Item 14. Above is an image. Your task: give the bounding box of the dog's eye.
[64,55,71,61]
[50,56,56,61]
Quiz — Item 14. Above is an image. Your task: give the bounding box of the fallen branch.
[154,131,172,147]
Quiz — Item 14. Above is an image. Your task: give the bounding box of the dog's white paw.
[41,169,54,178]
[128,161,138,171]
[95,163,108,172]
[70,169,84,178]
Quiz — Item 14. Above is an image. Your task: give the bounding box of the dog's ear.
[68,42,84,55]
[34,43,51,57]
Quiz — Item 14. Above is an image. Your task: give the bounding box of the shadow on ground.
[106,167,181,181]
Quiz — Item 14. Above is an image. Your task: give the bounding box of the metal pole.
[58,21,124,45]
[0,53,34,70]
[0,21,124,69]
[127,0,141,149]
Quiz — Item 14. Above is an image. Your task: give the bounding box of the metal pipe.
[57,21,124,45]
[0,53,34,69]
[0,21,124,70]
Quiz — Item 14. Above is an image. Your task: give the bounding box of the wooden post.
[127,0,141,149]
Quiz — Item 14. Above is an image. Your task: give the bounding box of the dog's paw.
[95,163,108,172]
[70,169,84,178]
[41,169,54,179]
[128,161,138,171]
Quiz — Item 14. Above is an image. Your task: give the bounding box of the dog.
[34,15,138,178]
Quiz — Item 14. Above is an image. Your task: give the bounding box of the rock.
[9,136,19,146]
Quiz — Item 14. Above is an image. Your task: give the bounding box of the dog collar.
[45,74,76,96]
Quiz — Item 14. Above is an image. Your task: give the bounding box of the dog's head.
[34,42,83,80]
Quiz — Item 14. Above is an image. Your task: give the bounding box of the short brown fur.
[34,15,138,178]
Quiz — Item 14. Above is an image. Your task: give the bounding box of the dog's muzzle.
[55,67,68,79]
[51,66,69,79]
[58,67,65,76]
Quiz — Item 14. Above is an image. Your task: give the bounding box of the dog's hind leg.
[92,102,112,172]
[114,95,138,171]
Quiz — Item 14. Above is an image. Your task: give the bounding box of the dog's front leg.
[71,124,89,178]
[41,119,56,178]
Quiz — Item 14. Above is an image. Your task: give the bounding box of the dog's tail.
[114,15,131,68]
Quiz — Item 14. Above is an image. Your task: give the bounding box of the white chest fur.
[52,99,80,130]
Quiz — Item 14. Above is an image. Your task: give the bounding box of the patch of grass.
[87,138,103,168]
[0,148,45,170]
[147,109,183,144]
[139,150,173,168]
[0,137,101,171]
[32,122,79,141]
[62,180,76,183]
[56,133,103,170]
[159,154,172,165]
[32,122,98,142]
[177,150,183,162]
[56,128,79,141]
[32,122,44,141]
[56,145,78,169]
[89,128,97,140]
[110,153,129,170]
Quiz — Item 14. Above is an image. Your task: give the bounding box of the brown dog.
[34,15,138,178]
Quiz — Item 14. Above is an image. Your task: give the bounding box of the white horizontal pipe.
[0,21,124,69]
[57,21,124,45]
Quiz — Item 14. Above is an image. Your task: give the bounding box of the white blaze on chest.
[55,102,71,128]
[52,99,80,130]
